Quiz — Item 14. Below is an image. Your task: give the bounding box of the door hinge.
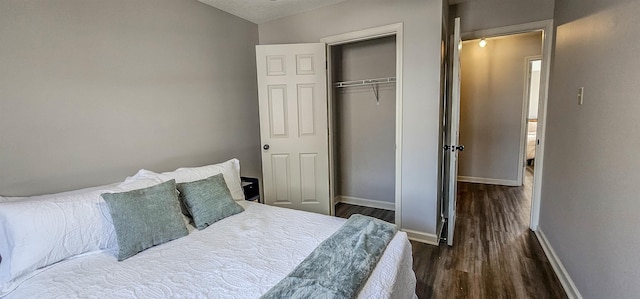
[325,60,328,69]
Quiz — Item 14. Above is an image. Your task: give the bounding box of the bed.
[526,121,537,162]
[0,159,416,298]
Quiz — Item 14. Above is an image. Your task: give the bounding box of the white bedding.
[527,132,537,160]
[4,201,416,299]
[526,121,537,161]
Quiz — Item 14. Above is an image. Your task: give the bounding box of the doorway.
[458,31,542,189]
[321,23,404,226]
[443,20,554,246]
[329,36,397,217]
[458,31,543,230]
[255,24,404,221]
[523,58,542,178]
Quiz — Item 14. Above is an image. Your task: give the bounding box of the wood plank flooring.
[335,202,394,223]
[335,167,567,298]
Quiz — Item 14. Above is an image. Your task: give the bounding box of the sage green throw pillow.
[176,174,244,230]
[102,180,188,261]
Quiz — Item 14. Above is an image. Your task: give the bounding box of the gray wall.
[451,0,555,33]
[0,0,261,196]
[458,32,541,183]
[333,37,396,204]
[259,0,444,236]
[540,0,640,297]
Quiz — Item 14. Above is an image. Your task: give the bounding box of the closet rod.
[334,77,396,88]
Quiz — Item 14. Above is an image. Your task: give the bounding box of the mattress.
[527,132,537,160]
[4,201,416,299]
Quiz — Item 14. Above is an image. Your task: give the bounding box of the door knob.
[263,144,270,150]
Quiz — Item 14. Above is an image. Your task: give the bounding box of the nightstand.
[241,177,260,202]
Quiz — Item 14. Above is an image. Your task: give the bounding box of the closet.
[329,36,397,213]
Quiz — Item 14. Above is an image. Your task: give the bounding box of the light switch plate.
[578,87,584,105]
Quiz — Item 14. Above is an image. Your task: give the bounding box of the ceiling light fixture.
[479,38,487,48]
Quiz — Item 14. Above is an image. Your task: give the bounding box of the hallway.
[412,166,566,298]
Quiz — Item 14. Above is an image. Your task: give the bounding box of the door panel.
[268,85,289,137]
[296,55,316,74]
[271,154,291,204]
[256,43,330,215]
[266,56,286,76]
[297,84,316,136]
[300,153,318,203]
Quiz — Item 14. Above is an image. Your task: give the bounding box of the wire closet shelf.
[334,77,396,88]
[334,77,396,105]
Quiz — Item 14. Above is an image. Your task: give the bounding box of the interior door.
[445,18,463,246]
[255,43,330,215]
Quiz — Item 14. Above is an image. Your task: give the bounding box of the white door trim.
[461,19,554,231]
[321,23,404,227]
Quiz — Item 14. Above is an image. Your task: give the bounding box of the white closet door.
[255,43,330,215]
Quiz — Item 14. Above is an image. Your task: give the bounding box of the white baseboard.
[402,229,439,245]
[335,195,395,211]
[334,196,437,245]
[535,229,583,299]
[457,176,519,186]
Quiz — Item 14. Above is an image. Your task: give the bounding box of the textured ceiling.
[198,0,350,24]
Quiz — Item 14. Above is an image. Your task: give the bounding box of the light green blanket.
[261,214,398,299]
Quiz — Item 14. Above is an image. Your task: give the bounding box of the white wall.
[0,0,261,196]
[333,37,396,204]
[458,32,542,183]
[259,0,444,236]
[451,0,555,33]
[528,61,541,120]
[540,0,640,297]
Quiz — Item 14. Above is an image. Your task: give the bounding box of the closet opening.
[330,36,396,222]
[321,24,403,226]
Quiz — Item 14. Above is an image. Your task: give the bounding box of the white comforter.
[5,201,416,299]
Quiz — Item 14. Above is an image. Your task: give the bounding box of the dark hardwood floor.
[335,166,567,298]
[335,202,394,223]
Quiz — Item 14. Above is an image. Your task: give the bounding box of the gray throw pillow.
[102,179,188,261]
[176,174,244,230]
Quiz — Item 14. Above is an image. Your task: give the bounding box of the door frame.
[461,19,553,230]
[320,23,404,227]
[519,56,542,186]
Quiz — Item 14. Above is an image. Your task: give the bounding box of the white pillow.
[130,158,245,201]
[0,189,112,289]
[0,178,162,292]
